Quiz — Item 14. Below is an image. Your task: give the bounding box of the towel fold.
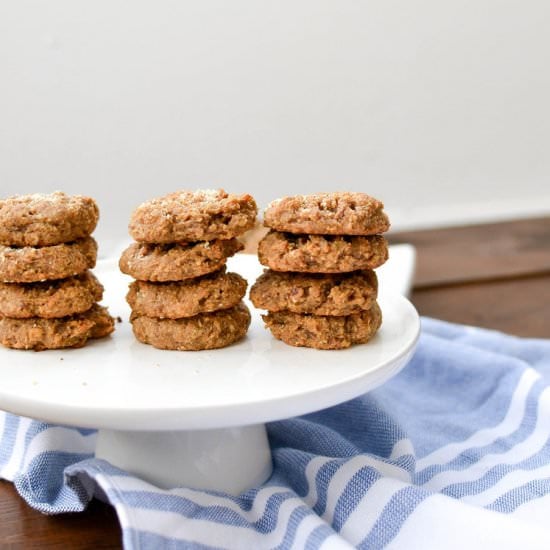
[2,317,550,549]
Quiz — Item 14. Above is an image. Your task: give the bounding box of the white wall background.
[1,1,549,251]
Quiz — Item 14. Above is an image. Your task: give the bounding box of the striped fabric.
[2,317,550,549]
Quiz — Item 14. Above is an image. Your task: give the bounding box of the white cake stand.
[0,253,420,494]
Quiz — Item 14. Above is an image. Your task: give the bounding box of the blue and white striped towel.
[2,317,550,549]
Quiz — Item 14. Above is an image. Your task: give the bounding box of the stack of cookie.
[251,192,390,349]
[119,189,257,350]
[0,192,114,351]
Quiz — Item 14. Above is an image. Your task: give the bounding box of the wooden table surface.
[1,216,549,548]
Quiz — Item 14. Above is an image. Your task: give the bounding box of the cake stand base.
[95,424,273,494]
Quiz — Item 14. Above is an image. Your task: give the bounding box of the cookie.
[0,271,103,318]
[0,237,97,283]
[130,302,251,350]
[250,269,378,316]
[257,231,388,273]
[0,192,99,247]
[262,302,382,350]
[0,304,114,351]
[241,221,269,254]
[119,238,243,282]
[129,189,258,243]
[126,268,247,318]
[263,192,390,235]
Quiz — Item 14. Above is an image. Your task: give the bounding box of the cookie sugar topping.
[263,191,389,236]
[0,191,99,247]
[129,188,257,243]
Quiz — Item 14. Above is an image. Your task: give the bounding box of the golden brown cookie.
[130,302,251,350]
[262,302,382,350]
[126,268,247,318]
[0,237,98,283]
[0,304,115,351]
[250,269,378,316]
[257,231,388,273]
[263,192,390,235]
[0,271,103,318]
[0,192,99,247]
[119,238,243,282]
[128,189,258,243]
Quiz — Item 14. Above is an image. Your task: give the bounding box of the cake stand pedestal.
[95,424,272,493]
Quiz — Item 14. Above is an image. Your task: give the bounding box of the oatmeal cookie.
[130,302,251,350]
[119,238,243,282]
[0,192,99,247]
[263,192,390,235]
[0,237,97,283]
[250,269,377,315]
[0,271,103,318]
[262,302,382,349]
[258,231,388,273]
[129,189,257,243]
[0,304,114,351]
[126,268,247,318]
